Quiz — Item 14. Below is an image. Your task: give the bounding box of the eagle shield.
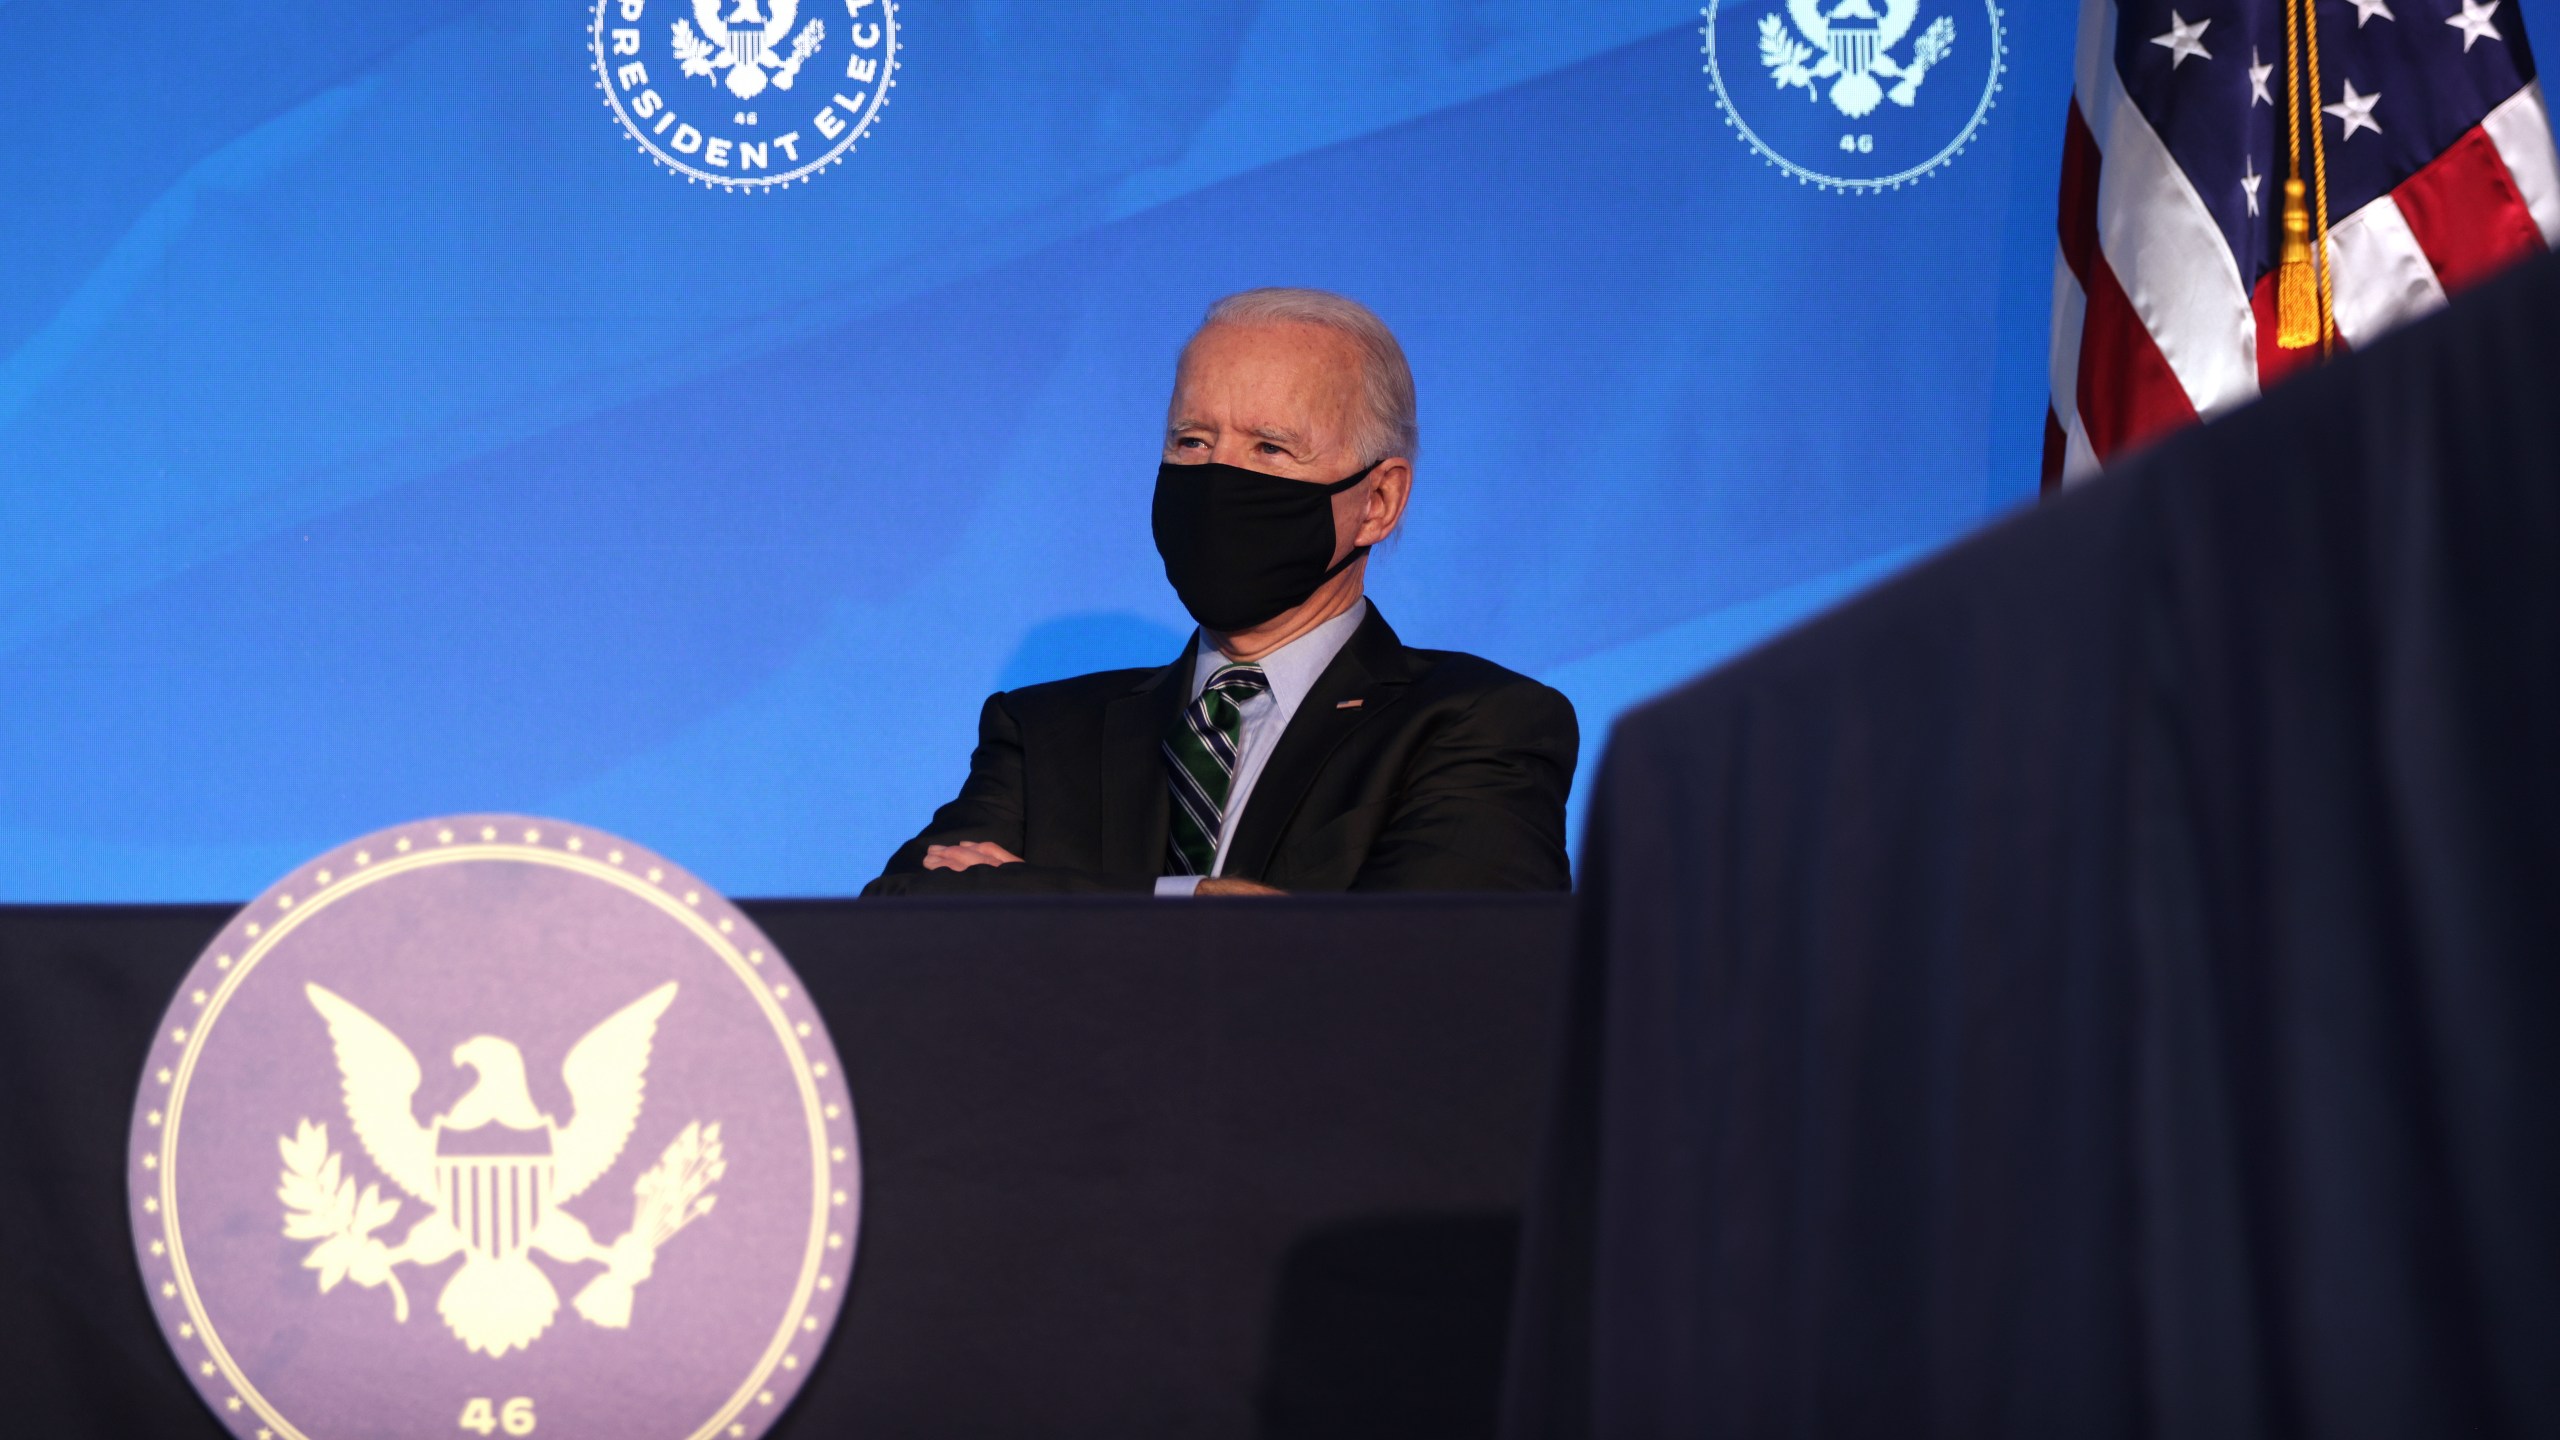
[287,980,718,1358]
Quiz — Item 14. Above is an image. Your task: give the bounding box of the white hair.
[1189,288,1419,465]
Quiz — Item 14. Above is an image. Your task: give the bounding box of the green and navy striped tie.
[1163,663,1271,876]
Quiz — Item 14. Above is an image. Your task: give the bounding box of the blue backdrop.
[8,1,2545,900]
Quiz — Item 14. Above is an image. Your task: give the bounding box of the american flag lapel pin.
[1335,698,1365,709]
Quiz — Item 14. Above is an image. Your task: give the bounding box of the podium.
[1,893,1567,1439]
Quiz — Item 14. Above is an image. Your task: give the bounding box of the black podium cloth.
[1507,253,2560,1439]
[0,894,1568,1439]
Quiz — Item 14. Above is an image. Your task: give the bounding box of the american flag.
[2047,0,2560,487]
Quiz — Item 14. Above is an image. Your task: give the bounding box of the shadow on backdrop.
[995,612,1190,692]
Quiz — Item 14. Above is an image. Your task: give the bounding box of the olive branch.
[277,1119,409,1321]
[672,19,719,80]
[1759,14,1819,96]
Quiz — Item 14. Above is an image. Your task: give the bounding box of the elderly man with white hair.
[865,288,1577,896]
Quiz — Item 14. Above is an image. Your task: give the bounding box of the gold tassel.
[2276,178,2320,350]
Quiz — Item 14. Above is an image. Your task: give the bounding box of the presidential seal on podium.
[128,817,859,1440]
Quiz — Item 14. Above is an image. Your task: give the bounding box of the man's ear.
[1358,459,1412,545]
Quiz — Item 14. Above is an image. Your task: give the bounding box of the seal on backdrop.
[1702,0,2006,193]
[591,0,899,190]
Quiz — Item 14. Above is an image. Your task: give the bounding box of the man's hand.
[1196,876,1285,896]
[922,841,1024,872]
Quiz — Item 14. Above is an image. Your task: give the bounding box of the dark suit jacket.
[863,606,1577,895]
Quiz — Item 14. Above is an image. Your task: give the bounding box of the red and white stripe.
[2046,0,2560,490]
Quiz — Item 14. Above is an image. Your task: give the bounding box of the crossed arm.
[863,679,1576,897]
[862,695,1281,896]
[861,694,1127,896]
[919,838,1278,895]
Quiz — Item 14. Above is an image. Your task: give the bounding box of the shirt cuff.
[1154,875,1204,897]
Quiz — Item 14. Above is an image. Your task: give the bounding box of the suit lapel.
[1097,641,1193,878]
[1224,606,1416,880]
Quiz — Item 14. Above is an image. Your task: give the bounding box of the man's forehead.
[1171,323,1361,421]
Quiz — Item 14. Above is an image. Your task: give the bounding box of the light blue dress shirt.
[1154,599,1369,896]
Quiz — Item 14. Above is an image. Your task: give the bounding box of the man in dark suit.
[864,288,1576,896]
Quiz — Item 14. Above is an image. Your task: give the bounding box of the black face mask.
[1151,459,1377,633]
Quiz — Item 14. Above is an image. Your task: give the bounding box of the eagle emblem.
[277,981,725,1358]
[672,0,825,101]
[1759,0,1956,117]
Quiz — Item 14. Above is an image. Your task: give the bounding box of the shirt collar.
[1187,598,1368,720]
